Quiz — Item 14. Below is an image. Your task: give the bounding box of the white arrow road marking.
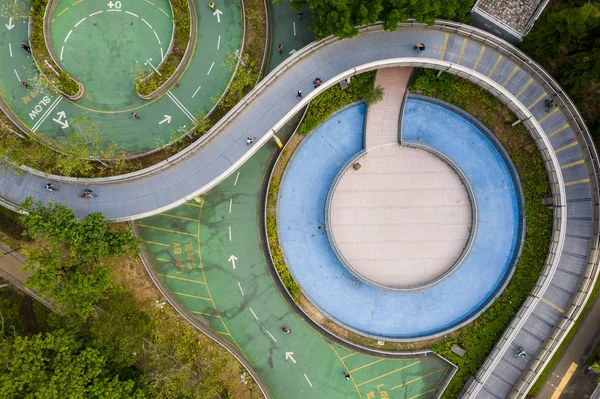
[213,8,223,23]
[32,97,62,131]
[52,111,69,129]
[237,281,244,296]
[289,49,296,55]
[304,374,313,387]
[5,18,14,30]
[249,307,258,320]
[8,43,12,57]
[158,115,172,124]
[266,330,277,342]
[234,171,240,186]
[285,352,296,364]
[228,254,238,269]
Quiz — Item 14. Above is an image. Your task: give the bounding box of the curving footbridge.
[1,19,599,398]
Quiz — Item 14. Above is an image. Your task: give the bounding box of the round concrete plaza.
[328,145,473,289]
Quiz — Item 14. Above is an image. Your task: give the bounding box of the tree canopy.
[19,199,139,319]
[290,0,473,39]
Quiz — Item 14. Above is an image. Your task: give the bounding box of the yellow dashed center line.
[72,0,83,5]
[565,178,590,187]
[561,159,585,169]
[550,363,578,399]
[57,7,69,17]
[144,0,155,5]
[356,361,421,387]
[159,7,170,18]
[487,55,503,78]
[540,297,565,313]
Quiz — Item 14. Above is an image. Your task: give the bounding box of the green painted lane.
[136,139,451,398]
[0,0,241,153]
[51,0,174,111]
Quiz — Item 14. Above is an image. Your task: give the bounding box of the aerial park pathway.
[0,0,241,153]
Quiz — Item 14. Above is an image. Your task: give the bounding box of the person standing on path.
[209,2,215,9]
[296,90,302,98]
[344,372,350,381]
[246,137,256,145]
[277,44,283,55]
[21,44,31,53]
[22,81,30,89]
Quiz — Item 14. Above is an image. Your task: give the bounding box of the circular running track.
[277,99,524,340]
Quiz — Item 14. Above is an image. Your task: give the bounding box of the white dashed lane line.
[249,307,259,321]
[237,281,244,296]
[74,17,86,27]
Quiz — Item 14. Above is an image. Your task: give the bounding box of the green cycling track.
[0,0,241,154]
[136,140,452,399]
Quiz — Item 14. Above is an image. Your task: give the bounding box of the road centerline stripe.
[125,11,139,17]
[249,307,259,320]
[266,330,277,342]
[304,374,313,387]
[74,17,86,27]
[207,61,215,75]
[64,30,73,43]
[237,281,244,296]
[191,85,202,98]
[89,10,103,17]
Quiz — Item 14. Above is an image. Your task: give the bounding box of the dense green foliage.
[290,0,473,38]
[409,69,553,398]
[0,329,145,398]
[19,199,140,319]
[29,0,79,96]
[136,0,191,95]
[521,1,600,139]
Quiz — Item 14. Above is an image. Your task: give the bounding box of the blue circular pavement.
[277,99,524,340]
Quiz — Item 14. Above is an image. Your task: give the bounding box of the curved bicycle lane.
[0,0,241,154]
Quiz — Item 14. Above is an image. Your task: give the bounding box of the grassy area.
[136,0,191,95]
[266,72,376,302]
[407,69,553,398]
[30,0,79,96]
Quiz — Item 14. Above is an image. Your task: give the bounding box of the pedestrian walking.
[298,10,303,17]
[282,327,291,334]
[344,372,350,381]
[513,347,527,358]
[296,90,302,98]
[277,44,283,55]
[313,77,321,88]
[22,81,30,89]
[246,137,256,145]
[209,2,215,9]
[131,112,139,119]
[21,44,31,53]
[415,43,426,54]
[544,99,555,113]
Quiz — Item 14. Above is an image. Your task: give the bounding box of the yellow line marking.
[515,78,534,98]
[561,159,585,169]
[487,55,503,78]
[457,38,467,64]
[191,310,220,317]
[349,359,384,373]
[137,224,198,237]
[540,297,565,313]
[555,141,578,153]
[550,362,578,399]
[538,106,559,123]
[528,92,548,110]
[341,353,357,360]
[159,213,199,222]
[216,331,231,336]
[142,240,170,247]
[409,388,437,399]
[328,344,363,399]
[503,65,519,87]
[144,0,155,4]
[547,124,570,138]
[390,368,447,390]
[356,361,421,387]
[158,273,206,284]
[473,46,486,71]
[154,257,173,262]
[565,178,590,187]
[159,7,170,17]
[440,33,449,60]
[72,0,83,5]
[172,291,211,301]
[184,203,203,208]
[435,367,451,390]
[57,7,69,17]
